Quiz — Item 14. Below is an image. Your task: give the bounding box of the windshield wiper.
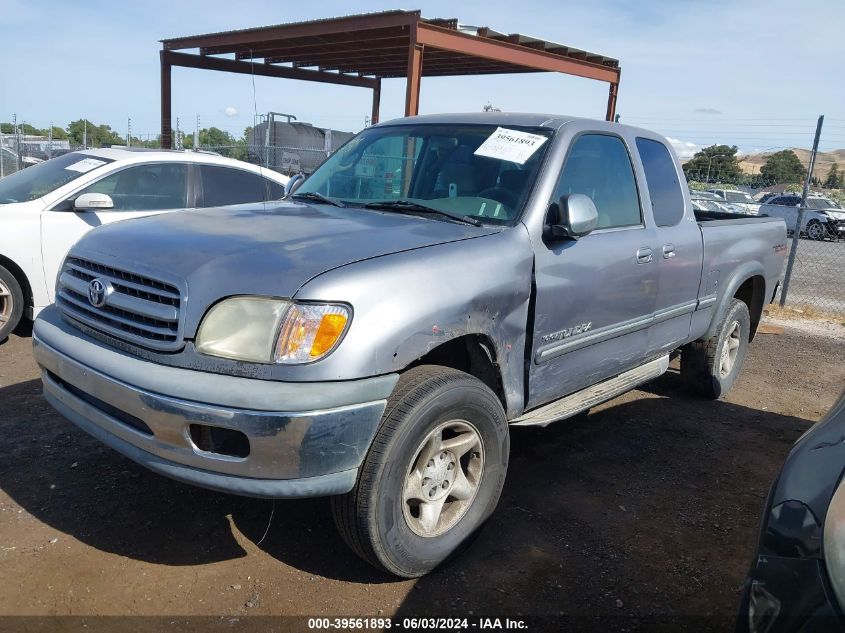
[290,191,345,207]
[362,200,482,227]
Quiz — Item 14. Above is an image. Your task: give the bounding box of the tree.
[682,145,742,183]
[66,119,123,147]
[760,150,806,184]
[198,127,235,148]
[47,126,67,140]
[824,163,842,189]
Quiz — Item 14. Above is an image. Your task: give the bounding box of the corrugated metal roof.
[161,9,619,79]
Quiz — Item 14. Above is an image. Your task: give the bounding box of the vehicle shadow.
[0,375,812,604]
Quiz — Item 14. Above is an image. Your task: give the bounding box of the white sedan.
[0,148,289,339]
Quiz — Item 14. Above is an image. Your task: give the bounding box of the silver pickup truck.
[33,113,787,577]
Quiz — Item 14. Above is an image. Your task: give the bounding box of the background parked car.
[690,190,745,214]
[708,188,758,214]
[759,194,845,240]
[737,390,845,632]
[0,148,289,339]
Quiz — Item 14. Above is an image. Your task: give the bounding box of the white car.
[0,148,289,339]
[759,194,845,241]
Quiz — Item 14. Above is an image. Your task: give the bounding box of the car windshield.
[806,198,834,210]
[0,152,114,204]
[295,123,554,225]
[726,191,753,203]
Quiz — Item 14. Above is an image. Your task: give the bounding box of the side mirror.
[546,193,598,240]
[284,173,305,198]
[74,192,114,211]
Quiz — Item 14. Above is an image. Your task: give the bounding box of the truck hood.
[71,201,500,334]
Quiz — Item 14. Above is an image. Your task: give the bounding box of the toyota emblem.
[87,278,110,308]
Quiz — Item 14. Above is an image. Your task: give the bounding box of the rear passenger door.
[196,165,269,207]
[635,137,704,353]
[527,133,659,409]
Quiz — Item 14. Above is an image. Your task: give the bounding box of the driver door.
[40,162,190,299]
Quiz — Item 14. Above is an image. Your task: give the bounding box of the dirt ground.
[1,320,843,632]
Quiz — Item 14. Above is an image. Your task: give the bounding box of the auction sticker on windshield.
[474,127,548,164]
[64,158,108,173]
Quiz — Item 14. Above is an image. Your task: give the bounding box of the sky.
[2,0,845,156]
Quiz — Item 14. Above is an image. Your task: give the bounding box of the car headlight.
[195,297,350,364]
[824,478,845,608]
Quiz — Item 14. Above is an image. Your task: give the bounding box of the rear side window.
[552,134,641,229]
[636,138,684,227]
[198,166,267,207]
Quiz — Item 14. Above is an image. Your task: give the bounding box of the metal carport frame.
[159,10,621,148]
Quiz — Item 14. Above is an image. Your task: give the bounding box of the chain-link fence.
[777,200,845,317]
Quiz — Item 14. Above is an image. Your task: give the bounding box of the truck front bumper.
[33,306,398,499]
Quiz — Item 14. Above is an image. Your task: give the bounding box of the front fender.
[295,227,535,416]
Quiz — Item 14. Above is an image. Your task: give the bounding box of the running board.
[511,355,670,427]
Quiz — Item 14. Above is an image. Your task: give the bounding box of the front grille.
[57,256,184,351]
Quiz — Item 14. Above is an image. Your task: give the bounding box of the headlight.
[195,297,350,364]
[196,297,290,363]
[275,303,350,364]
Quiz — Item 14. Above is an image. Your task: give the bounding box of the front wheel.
[806,220,825,241]
[331,365,509,578]
[0,265,24,341]
[681,298,750,399]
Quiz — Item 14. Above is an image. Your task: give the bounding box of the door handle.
[663,244,676,259]
[636,247,653,264]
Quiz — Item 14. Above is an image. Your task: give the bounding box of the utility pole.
[780,115,824,307]
[194,115,200,151]
[127,117,132,148]
[48,121,53,159]
[13,113,21,171]
[83,119,88,149]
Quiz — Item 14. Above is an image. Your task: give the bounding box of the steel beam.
[162,51,378,89]
[416,23,620,84]
[160,51,172,149]
[405,28,423,117]
[605,80,619,122]
[371,79,381,124]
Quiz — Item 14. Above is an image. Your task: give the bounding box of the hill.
[738,148,845,177]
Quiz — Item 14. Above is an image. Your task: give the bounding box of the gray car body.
[35,112,788,496]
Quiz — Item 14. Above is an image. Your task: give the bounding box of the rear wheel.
[0,265,23,341]
[681,298,750,399]
[331,365,509,578]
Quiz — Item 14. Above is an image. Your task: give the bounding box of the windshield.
[806,197,835,210]
[296,123,554,224]
[0,152,114,204]
[726,191,753,203]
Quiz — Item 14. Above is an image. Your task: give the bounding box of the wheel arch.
[704,267,767,342]
[406,334,507,413]
[0,254,33,317]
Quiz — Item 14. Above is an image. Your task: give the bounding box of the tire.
[806,220,825,241]
[0,265,24,341]
[681,298,750,399]
[331,365,509,578]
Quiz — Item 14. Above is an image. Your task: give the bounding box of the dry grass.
[764,303,845,325]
